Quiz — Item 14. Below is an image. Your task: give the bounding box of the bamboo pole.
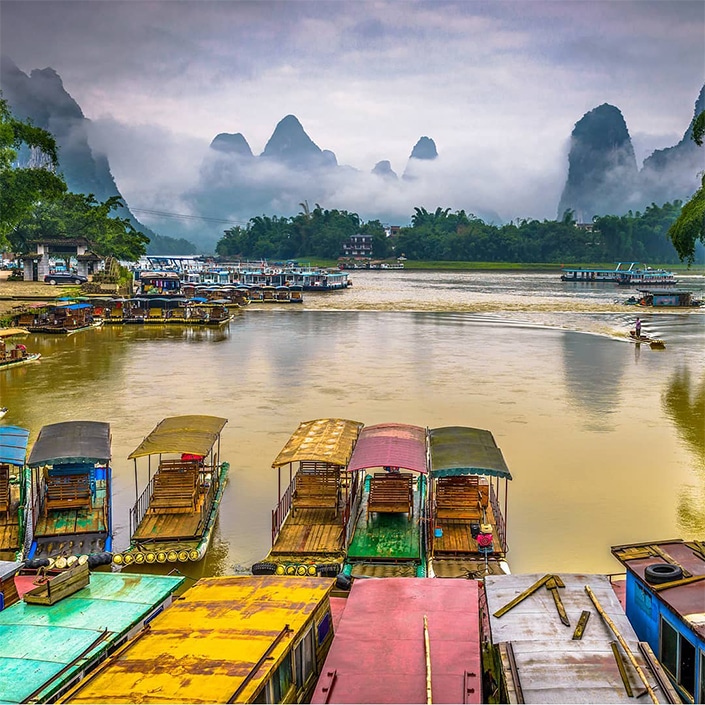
[585,585,659,704]
[424,615,432,704]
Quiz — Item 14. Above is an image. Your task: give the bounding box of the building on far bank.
[20,237,102,282]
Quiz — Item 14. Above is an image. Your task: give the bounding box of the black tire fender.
[335,573,352,590]
[644,563,683,584]
[317,563,340,578]
[251,561,277,575]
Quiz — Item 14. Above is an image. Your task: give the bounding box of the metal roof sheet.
[0,560,22,582]
[272,418,364,468]
[611,539,705,641]
[128,415,227,459]
[311,578,481,704]
[429,426,512,479]
[0,572,184,704]
[346,423,428,473]
[484,573,671,704]
[61,576,334,704]
[27,421,111,467]
[0,426,30,466]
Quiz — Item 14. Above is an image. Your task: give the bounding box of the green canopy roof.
[429,426,512,479]
[128,415,227,459]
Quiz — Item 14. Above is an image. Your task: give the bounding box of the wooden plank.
[546,576,570,627]
[651,545,692,578]
[610,641,634,697]
[572,610,591,640]
[493,575,553,618]
[24,562,90,605]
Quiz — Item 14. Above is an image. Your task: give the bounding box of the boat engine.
[476,523,494,552]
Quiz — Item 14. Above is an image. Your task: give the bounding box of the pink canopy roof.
[346,423,428,473]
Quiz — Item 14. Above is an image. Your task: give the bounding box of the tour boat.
[113,414,229,566]
[0,425,31,561]
[14,303,102,334]
[0,327,40,369]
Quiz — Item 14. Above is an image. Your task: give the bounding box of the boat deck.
[133,507,204,542]
[35,505,107,537]
[0,489,20,557]
[271,507,344,556]
[432,501,502,555]
[347,476,423,561]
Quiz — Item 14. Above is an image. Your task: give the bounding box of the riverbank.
[0,271,83,322]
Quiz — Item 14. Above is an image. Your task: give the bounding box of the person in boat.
[635,317,642,338]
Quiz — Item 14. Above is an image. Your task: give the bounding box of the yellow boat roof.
[271,418,364,468]
[61,576,334,704]
[128,415,228,459]
[0,327,29,337]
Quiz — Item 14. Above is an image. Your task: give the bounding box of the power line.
[130,207,249,226]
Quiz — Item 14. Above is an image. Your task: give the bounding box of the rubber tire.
[317,563,340,578]
[644,563,683,584]
[251,561,277,575]
[335,573,352,591]
[48,279,57,285]
[73,278,82,285]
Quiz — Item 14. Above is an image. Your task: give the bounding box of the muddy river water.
[2,270,704,579]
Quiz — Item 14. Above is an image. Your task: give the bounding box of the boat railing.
[272,481,293,545]
[197,464,219,530]
[129,473,156,538]
[489,484,507,553]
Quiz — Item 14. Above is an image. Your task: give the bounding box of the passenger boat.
[625,288,703,308]
[136,270,182,297]
[561,262,637,283]
[611,539,705,704]
[311,578,483,704]
[0,425,31,561]
[0,571,184,703]
[0,328,41,369]
[26,421,113,562]
[14,302,101,334]
[342,423,429,579]
[0,408,6,419]
[112,415,229,567]
[58,576,336,704]
[254,418,363,577]
[615,267,676,287]
[427,426,512,578]
[484,572,678,703]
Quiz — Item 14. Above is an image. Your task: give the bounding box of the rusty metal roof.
[484,573,674,704]
[271,418,363,468]
[611,539,705,641]
[61,576,334,704]
[346,423,428,473]
[311,578,482,704]
[128,415,227,459]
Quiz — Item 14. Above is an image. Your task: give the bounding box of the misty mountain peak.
[210,132,253,157]
[409,136,438,160]
[372,160,398,179]
[261,114,335,168]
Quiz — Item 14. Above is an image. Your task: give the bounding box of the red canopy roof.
[346,423,428,473]
[311,578,482,704]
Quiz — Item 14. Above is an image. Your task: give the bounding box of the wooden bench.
[45,474,92,515]
[434,476,488,521]
[292,469,340,516]
[367,473,413,518]
[149,461,199,513]
[0,464,10,517]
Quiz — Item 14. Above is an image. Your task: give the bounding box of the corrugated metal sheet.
[611,539,705,641]
[128,415,227,459]
[0,426,29,467]
[485,573,671,704]
[27,421,111,467]
[311,578,482,704]
[61,576,334,704]
[0,572,184,704]
[429,426,512,479]
[271,418,363,468]
[346,423,428,473]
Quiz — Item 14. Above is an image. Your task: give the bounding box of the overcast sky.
[1,0,704,232]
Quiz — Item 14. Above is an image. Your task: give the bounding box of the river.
[2,270,704,579]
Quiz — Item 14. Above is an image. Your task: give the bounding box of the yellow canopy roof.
[272,418,363,468]
[59,576,334,704]
[0,327,29,338]
[128,415,227,459]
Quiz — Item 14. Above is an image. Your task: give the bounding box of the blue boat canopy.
[429,426,512,479]
[28,421,111,467]
[0,426,30,466]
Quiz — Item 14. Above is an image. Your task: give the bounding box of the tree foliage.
[0,95,67,246]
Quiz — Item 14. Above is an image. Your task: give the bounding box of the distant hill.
[558,85,705,221]
[0,55,197,256]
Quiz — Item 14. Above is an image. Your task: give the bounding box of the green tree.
[10,193,149,261]
[0,96,67,247]
[668,110,705,263]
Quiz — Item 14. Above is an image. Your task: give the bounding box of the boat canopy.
[28,421,111,467]
[0,426,30,466]
[429,426,512,479]
[0,327,29,338]
[346,423,428,474]
[128,415,227,459]
[272,418,363,468]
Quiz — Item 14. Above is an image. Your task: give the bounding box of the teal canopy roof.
[27,421,111,467]
[429,426,512,479]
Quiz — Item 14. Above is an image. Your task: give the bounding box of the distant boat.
[0,408,6,420]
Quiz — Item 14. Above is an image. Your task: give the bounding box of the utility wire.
[130,207,249,226]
